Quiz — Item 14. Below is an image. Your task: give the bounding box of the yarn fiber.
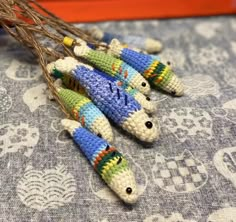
[48,57,159,142]
[87,26,163,53]
[48,57,155,113]
[73,42,151,95]
[61,119,138,204]
[109,39,184,96]
[73,65,159,142]
[57,87,113,143]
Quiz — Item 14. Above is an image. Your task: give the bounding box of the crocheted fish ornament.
[86,26,163,53]
[64,38,150,95]
[48,57,156,114]
[108,39,184,96]
[53,81,113,143]
[51,57,159,142]
[74,66,159,142]
[61,119,139,204]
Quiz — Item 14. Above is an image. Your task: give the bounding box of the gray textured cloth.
[0,16,236,222]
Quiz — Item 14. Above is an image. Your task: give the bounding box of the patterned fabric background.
[0,16,236,221]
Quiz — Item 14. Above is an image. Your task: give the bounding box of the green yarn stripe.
[147,66,173,89]
[102,159,128,184]
[53,68,63,78]
[58,88,90,112]
[87,50,118,76]
[126,87,137,96]
[96,151,122,175]
[153,63,165,74]
[159,70,174,87]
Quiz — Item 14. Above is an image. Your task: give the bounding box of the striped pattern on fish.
[61,119,139,204]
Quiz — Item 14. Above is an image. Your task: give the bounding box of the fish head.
[109,167,138,204]
[122,109,159,142]
[102,155,138,204]
[158,69,184,96]
[129,74,151,95]
[133,91,156,114]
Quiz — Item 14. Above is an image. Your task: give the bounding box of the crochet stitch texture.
[48,57,159,142]
[73,65,159,142]
[108,39,184,96]
[51,64,155,114]
[61,119,139,204]
[57,87,113,143]
[73,41,151,95]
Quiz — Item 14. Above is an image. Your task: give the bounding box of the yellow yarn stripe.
[144,60,159,78]
[101,157,119,176]
[112,60,122,75]
[74,98,90,111]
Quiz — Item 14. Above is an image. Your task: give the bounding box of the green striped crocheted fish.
[62,119,138,204]
[72,39,151,95]
[54,83,113,143]
[108,39,184,96]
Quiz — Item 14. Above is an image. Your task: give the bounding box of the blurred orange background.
[38,0,236,22]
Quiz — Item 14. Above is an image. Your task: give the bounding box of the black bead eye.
[126,187,132,194]
[171,91,176,95]
[145,121,153,129]
[105,145,110,151]
[97,133,102,138]
[146,97,151,101]
[142,82,146,87]
[117,157,122,165]
[167,61,171,65]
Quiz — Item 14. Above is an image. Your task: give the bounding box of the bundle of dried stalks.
[0,0,102,117]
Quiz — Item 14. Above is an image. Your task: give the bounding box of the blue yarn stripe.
[121,48,154,73]
[73,127,107,162]
[94,69,117,82]
[79,102,103,129]
[119,62,137,82]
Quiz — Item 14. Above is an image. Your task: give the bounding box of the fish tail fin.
[108,38,123,57]
[74,39,91,57]
[61,119,81,136]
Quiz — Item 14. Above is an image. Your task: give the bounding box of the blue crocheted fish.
[74,66,158,142]
[108,39,184,96]
[86,26,163,53]
[48,59,155,114]
[61,119,138,204]
[54,82,113,143]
